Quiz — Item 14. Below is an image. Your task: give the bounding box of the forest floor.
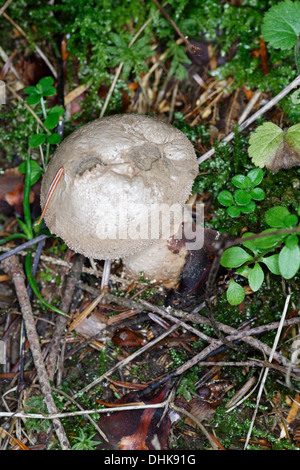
[0,0,300,451]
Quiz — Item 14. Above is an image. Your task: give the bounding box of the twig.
[6,84,48,132]
[0,234,49,263]
[99,16,152,118]
[75,324,179,396]
[170,402,218,450]
[244,294,291,449]
[0,0,14,16]
[0,401,168,420]
[47,254,84,380]
[197,73,300,164]
[0,256,71,450]
[2,12,57,78]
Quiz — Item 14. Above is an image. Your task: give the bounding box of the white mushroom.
[39,114,198,271]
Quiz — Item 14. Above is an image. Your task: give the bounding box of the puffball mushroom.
[39,114,198,264]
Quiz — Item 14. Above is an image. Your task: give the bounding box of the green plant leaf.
[47,133,61,145]
[241,176,253,190]
[24,86,40,95]
[261,254,281,275]
[240,200,256,214]
[25,253,69,317]
[248,122,300,172]
[284,214,298,228]
[220,247,253,268]
[226,279,245,306]
[227,205,241,218]
[248,262,264,292]
[234,189,252,206]
[231,174,245,189]
[248,122,284,169]
[26,93,42,105]
[18,159,43,186]
[38,76,54,88]
[217,190,234,206]
[48,105,65,116]
[285,234,299,248]
[44,113,61,130]
[262,0,300,50]
[29,133,47,148]
[250,187,265,201]
[278,244,300,279]
[247,168,264,186]
[265,206,290,228]
[242,232,259,254]
[254,229,286,250]
[236,265,251,278]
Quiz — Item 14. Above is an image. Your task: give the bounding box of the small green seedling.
[24,76,64,167]
[221,205,300,305]
[217,168,265,217]
[71,429,99,450]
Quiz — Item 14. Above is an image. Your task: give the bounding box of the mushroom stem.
[101,258,112,291]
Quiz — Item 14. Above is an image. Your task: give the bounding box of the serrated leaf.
[261,254,281,275]
[248,122,284,169]
[278,244,300,279]
[262,0,300,50]
[220,247,253,268]
[248,263,264,292]
[248,122,300,172]
[226,279,245,306]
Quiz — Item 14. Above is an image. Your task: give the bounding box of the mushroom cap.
[41,113,198,259]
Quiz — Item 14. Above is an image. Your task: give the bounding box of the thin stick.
[0,401,168,420]
[99,17,152,118]
[75,324,179,396]
[243,294,291,449]
[0,256,70,449]
[197,73,300,164]
[3,12,57,78]
[0,0,14,16]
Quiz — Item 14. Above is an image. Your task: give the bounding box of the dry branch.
[0,256,71,450]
